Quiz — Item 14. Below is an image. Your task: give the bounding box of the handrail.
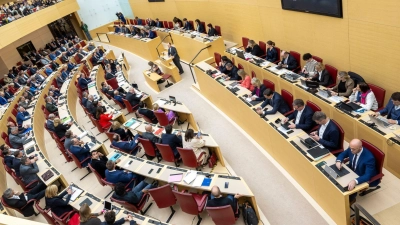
[353,203,380,225]
[96,33,110,43]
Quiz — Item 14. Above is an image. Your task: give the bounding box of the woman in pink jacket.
[238,69,254,91]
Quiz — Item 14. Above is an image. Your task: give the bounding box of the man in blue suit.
[69,139,91,167]
[113,90,125,106]
[182,18,192,30]
[135,17,142,25]
[49,52,57,61]
[336,139,378,201]
[278,51,298,70]
[283,99,315,132]
[374,92,400,125]
[310,111,341,152]
[155,18,163,28]
[256,89,290,117]
[16,106,31,126]
[111,133,141,155]
[78,73,91,90]
[146,28,156,39]
[160,125,182,156]
[0,91,9,105]
[105,160,136,188]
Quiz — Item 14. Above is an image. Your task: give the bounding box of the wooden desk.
[142,70,162,93]
[194,59,369,225]
[373,202,400,224]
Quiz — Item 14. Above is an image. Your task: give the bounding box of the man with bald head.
[206,185,241,215]
[126,87,142,108]
[142,124,160,144]
[336,139,378,202]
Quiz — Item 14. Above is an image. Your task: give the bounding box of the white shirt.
[348,91,378,111]
[318,71,323,81]
[318,119,330,139]
[295,108,304,124]
[10,194,28,201]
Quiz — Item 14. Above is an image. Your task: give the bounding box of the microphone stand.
[155,33,174,57]
[188,45,212,84]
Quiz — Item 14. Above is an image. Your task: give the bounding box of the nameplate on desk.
[128,155,144,162]
[226,87,238,96]
[44,159,51,167]
[39,152,44,158]
[390,137,400,145]
[51,167,60,176]
[146,161,164,167]
[85,193,101,202]
[166,166,187,172]
[218,175,241,180]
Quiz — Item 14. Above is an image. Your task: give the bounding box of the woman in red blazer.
[8,84,18,94]
[238,69,254,91]
[96,107,113,129]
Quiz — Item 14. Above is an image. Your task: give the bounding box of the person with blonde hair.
[328,71,355,97]
[79,203,102,225]
[45,184,74,217]
[250,78,267,101]
[245,40,264,57]
[109,121,134,140]
[183,129,210,165]
[237,69,254,91]
[308,62,332,87]
[54,118,72,138]
[153,102,176,121]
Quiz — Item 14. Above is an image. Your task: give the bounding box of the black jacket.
[246,45,264,57]
[90,156,109,178]
[138,108,158,124]
[45,192,74,217]
[126,92,142,108]
[281,55,298,70]
[311,69,332,87]
[54,124,71,138]
[3,193,36,217]
[208,27,217,36]
[225,66,241,81]
[266,47,278,62]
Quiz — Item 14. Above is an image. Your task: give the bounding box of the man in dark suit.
[12,151,23,177]
[105,67,116,80]
[111,134,140,155]
[113,90,125,106]
[81,92,88,108]
[60,52,69,64]
[148,18,156,27]
[146,28,156,39]
[283,99,315,132]
[155,18,163,28]
[222,63,240,81]
[90,150,114,178]
[182,18,192,30]
[105,160,136,188]
[2,187,45,217]
[19,156,47,193]
[309,62,332,87]
[78,73,91,90]
[1,147,14,168]
[112,181,156,206]
[56,72,65,88]
[137,102,158,124]
[161,125,182,156]
[126,87,142,108]
[256,89,290,117]
[69,138,91,167]
[374,92,400,125]
[310,111,341,151]
[167,43,184,74]
[336,139,379,202]
[278,51,298,71]
[16,106,31,126]
[142,124,160,145]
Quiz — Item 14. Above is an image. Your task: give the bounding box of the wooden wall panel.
[348,0,400,26]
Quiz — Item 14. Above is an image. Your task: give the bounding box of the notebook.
[168,173,183,183]
[201,178,212,187]
[110,153,122,162]
[307,146,330,160]
[153,128,164,136]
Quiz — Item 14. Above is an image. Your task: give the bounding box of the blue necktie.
[352,154,358,170]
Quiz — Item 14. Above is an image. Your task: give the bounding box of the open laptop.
[317,89,331,98]
[253,57,265,64]
[299,136,319,149]
[347,102,363,111]
[236,50,246,60]
[284,73,301,81]
[368,115,392,128]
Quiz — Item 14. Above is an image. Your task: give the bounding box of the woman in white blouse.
[182,129,210,165]
[349,82,378,111]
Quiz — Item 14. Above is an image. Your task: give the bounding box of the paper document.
[168,173,183,183]
[245,97,252,102]
[77,131,88,139]
[70,187,83,201]
[183,170,198,184]
[192,175,205,187]
[155,99,165,106]
[277,126,288,133]
[328,96,343,103]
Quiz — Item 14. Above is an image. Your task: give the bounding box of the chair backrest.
[177,147,200,168]
[163,21,168,28]
[360,139,385,182]
[348,71,365,86]
[306,100,321,112]
[67,149,85,169]
[155,143,176,162]
[259,41,266,55]
[214,52,222,67]
[242,37,249,48]
[148,184,177,208]
[35,201,56,225]
[331,119,344,154]
[55,141,72,163]
[51,212,68,225]
[74,54,81,64]
[263,79,275,92]
[90,115,106,133]
[231,57,235,66]
[1,132,8,141]
[172,191,200,215]
[281,89,293,111]
[110,196,139,213]
[88,163,105,186]
[122,99,138,113]
[238,63,244,70]
[1,197,24,215]
[368,83,385,110]
[79,40,86,47]
[106,77,119,90]
[289,51,300,67]
[215,25,221,36]
[138,138,157,157]
[12,108,17,117]
[312,55,323,63]
[113,98,125,109]
[251,71,256,78]
[200,22,206,33]
[206,205,236,225]
[142,19,147,25]
[274,46,281,62]
[105,129,115,141]
[168,21,173,29]
[325,64,338,85]
[154,111,171,126]
[189,21,194,29]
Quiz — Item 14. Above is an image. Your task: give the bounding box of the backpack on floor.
[243,201,259,225]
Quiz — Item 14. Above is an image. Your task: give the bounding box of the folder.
[168,173,183,183]
[307,146,330,160]
[201,178,212,187]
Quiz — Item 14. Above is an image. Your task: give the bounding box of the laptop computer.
[299,137,319,149]
[236,50,246,60]
[253,58,264,64]
[368,115,392,128]
[317,89,331,98]
[337,102,354,113]
[285,73,301,81]
[347,102,363,111]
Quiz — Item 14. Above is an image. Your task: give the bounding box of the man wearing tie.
[167,43,184,74]
[336,139,378,203]
[283,99,316,132]
[374,92,400,124]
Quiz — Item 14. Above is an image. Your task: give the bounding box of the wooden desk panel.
[107,34,161,61]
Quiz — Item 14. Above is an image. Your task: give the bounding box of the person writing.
[328,71,355,97]
[373,92,400,125]
[278,51,298,70]
[349,83,378,111]
[237,69,254,91]
[222,63,240,81]
[250,78,266,101]
[256,89,290,117]
[245,40,264,57]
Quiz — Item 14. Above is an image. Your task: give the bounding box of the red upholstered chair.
[88,163,106,186]
[238,63,244,70]
[281,89,294,116]
[312,55,323,63]
[3,161,14,176]
[123,99,138,116]
[168,21,173,29]
[200,22,206,33]
[177,147,205,170]
[368,83,386,112]
[251,71,257,78]
[7,117,16,125]
[263,79,275,92]
[51,211,76,225]
[215,25,221,36]
[163,21,168,28]
[274,46,281,63]
[80,40,86,47]
[1,196,37,217]
[112,98,126,109]
[110,143,138,155]
[330,119,344,155]
[55,141,73,163]
[35,201,57,225]
[259,41,267,58]
[12,108,18,117]
[138,113,154,123]
[161,74,173,88]
[214,52,222,68]
[100,89,112,100]
[325,64,338,88]
[142,19,147,25]
[67,149,91,170]
[242,37,249,49]
[306,100,321,132]
[172,191,207,223]
[155,143,180,166]
[12,173,39,192]
[359,139,385,196]
[289,51,301,72]
[154,111,176,126]
[74,54,81,64]
[206,205,237,225]
[1,132,11,147]
[138,138,160,161]
[90,115,109,133]
[231,57,235,66]
[111,192,150,214]
[106,77,119,90]
[148,184,177,220]
[129,19,134,25]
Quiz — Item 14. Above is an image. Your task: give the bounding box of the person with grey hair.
[9,127,29,149]
[86,95,95,114]
[64,130,77,151]
[82,92,89,107]
[46,114,56,131]
[45,97,58,113]
[18,96,30,109]
[222,63,240,81]
[69,138,91,167]
[310,111,341,152]
[283,99,316,132]
[126,87,142,108]
[16,106,31,126]
[2,187,45,217]
[20,156,47,193]
[12,150,24,177]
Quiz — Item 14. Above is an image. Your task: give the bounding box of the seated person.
[161,125,182,156]
[245,40,264,57]
[70,138,91,167]
[103,210,137,225]
[81,92,89,107]
[183,129,210,165]
[9,127,29,149]
[301,53,317,76]
[250,78,266,101]
[113,90,125,106]
[90,150,114,178]
[64,130,75,151]
[0,91,10,105]
[7,121,30,135]
[336,139,379,201]
[327,71,355,97]
[282,99,315,132]
[46,114,56,131]
[2,187,45,217]
[349,83,378,111]
[12,150,24,177]
[195,19,205,33]
[148,61,162,75]
[79,203,102,225]
[96,107,112,129]
[374,92,400,125]
[8,83,19,94]
[222,63,241,81]
[265,40,277,62]
[218,56,232,74]
[153,103,174,122]
[18,96,30,109]
[105,66,116,80]
[44,65,53,76]
[45,97,58,113]
[109,121,134,141]
[86,95,96,114]
[256,89,290,117]
[141,124,160,145]
[1,146,15,168]
[278,51,298,70]
[207,23,217,36]
[146,28,156,39]
[310,111,340,151]
[126,88,142,108]
[16,106,31,126]
[112,181,156,205]
[105,160,136,188]
[114,25,121,33]
[111,134,141,155]
[54,118,72,139]
[138,29,147,38]
[45,185,74,218]
[308,62,332,87]
[20,156,47,193]
[155,18,163,28]
[237,69,254,91]
[78,73,92,90]
[206,185,241,217]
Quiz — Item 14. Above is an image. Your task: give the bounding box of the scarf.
[360,90,371,104]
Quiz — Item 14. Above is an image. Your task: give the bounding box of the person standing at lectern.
[167,43,184,75]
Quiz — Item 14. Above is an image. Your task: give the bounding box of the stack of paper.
[70,187,83,201]
[183,171,197,184]
[77,131,88,139]
[192,175,205,187]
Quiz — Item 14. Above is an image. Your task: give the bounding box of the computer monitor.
[169,96,176,105]
[305,80,319,89]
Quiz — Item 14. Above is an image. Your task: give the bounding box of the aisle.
[97,42,328,225]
